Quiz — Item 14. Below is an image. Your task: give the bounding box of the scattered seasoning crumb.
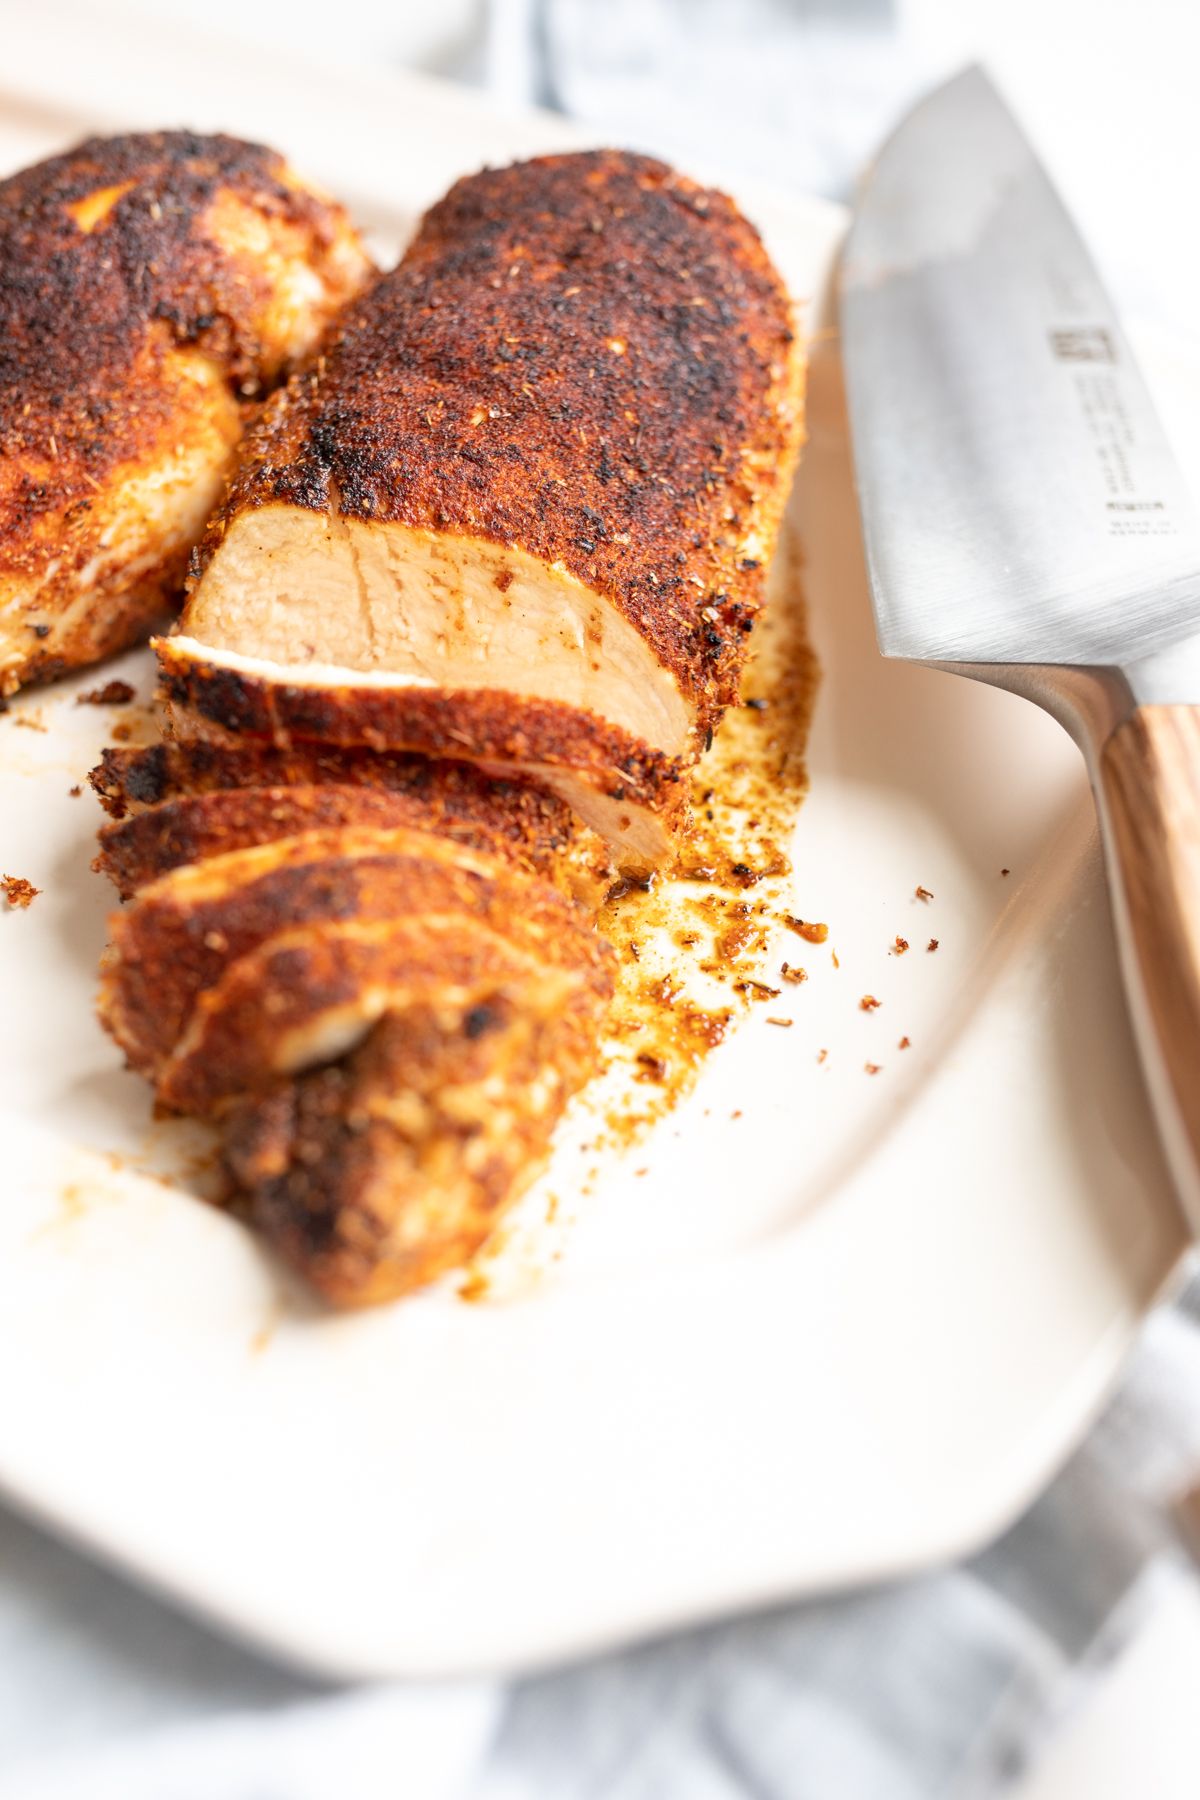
[785,915,828,944]
[743,696,770,711]
[587,530,817,1157]
[1001,868,1010,877]
[76,679,135,706]
[67,784,82,797]
[927,937,939,953]
[2,874,39,909]
[110,721,134,742]
[13,714,47,732]
[859,994,881,1012]
[899,1036,912,1049]
[731,1110,742,1120]
[831,950,840,969]
[864,1062,882,1075]
[817,1048,828,1065]
[634,1168,649,1178]
[729,861,764,886]
[780,962,807,984]
[915,885,934,902]
[891,936,909,955]
[765,1016,794,1028]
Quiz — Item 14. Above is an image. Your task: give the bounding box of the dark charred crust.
[0,131,343,463]
[155,639,685,813]
[92,737,583,823]
[191,149,804,737]
[85,148,802,1305]
[90,743,173,814]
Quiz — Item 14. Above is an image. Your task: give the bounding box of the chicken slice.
[155,636,685,867]
[92,737,591,823]
[224,972,605,1305]
[90,744,610,900]
[94,780,608,905]
[99,824,594,1079]
[0,131,372,696]
[169,149,804,865]
[158,911,612,1115]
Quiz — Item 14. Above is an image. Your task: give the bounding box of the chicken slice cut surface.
[182,512,693,753]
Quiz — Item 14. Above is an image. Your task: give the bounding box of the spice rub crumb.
[77,680,136,707]
[2,874,40,909]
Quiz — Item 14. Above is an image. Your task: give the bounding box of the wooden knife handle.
[1100,704,1200,1211]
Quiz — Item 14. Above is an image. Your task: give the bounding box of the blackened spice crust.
[0,131,369,692]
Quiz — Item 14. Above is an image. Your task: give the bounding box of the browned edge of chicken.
[0,131,373,696]
[93,768,611,904]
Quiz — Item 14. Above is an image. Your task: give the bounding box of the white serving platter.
[0,3,1190,1679]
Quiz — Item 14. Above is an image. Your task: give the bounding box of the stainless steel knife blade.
[839,66,1200,1233]
[841,65,1200,673]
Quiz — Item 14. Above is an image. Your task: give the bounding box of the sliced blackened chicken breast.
[0,131,372,696]
[89,148,804,1307]
[168,149,804,864]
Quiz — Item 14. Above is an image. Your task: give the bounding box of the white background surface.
[1012,1570,1200,1800]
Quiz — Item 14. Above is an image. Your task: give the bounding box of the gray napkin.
[4,1270,1199,1798]
[480,0,925,202]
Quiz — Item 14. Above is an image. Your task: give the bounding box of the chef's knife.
[840,66,1200,1224]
